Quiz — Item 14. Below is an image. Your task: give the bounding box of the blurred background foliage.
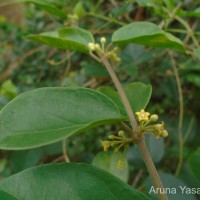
[0,0,200,199]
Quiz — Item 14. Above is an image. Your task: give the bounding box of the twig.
[169,51,184,176]
[174,15,199,48]
[0,46,45,82]
[162,4,199,48]
[120,122,135,136]
[83,78,97,87]
[109,0,118,7]
[52,155,64,163]
[159,3,182,29]
[62,139,70,162]
[132,169,144,187]
[86,13,125,26]
[61,51,74,85]
[183,20,199,45]
[101,56,138,134]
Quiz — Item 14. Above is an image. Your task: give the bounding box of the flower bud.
[162,130,168,137]
[95,43,100,50]
[117,159,125,170]
[118,130,125,137]
[100,140,110,152]
[100,37,106,44]
[113,47,120,53]
[88,43,95,51]
[110,142,116,147]
[150,114,158,122]
[108,135,115,140]
[154,124,163,131]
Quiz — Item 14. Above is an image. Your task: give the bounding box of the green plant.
[1,1,200,200]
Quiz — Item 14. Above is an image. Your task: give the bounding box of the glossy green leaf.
[98,82,152,115]
[98,86,125,114]
[112,22,185,51]
[27,27,94,53]
[10,0,66,18]
[81,60,108,77]
[125,82,152,112]
[194,48,200,60]
[136,0,162,10]
[186,74,200,87]
[0,163,150,200]
[179,60,200,72]
[10,148,42,173]
[0,190,19,200]
[189,149,200,182]
[179,7,200,17]
[0,80,17,100]
[0,87,126,150]
[73,2,86,18]
[25,0,67,18]
[92,151,129,182]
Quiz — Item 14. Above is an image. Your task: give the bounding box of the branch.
[0,46,45,82]
[169,52,184,176]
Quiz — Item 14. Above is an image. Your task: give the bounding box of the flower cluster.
[100,130,132,169]
[136,109,168,139]
[88,37,121,62]
[100,130,132,153]
[65,14,79,27]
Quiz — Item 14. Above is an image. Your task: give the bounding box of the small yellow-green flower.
[117,158,125,170]
[136,109,150,122]
[162,130,168,137]
[88,42,95,51]
[100,37,106,44]
[100,140,110,152]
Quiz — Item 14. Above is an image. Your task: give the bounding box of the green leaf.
[0,190,19,200]
[92,151,129,182]
[0,163,150,200]
[179,164,200,189]
[27,27,94,53]
[146,135,164,163]
[112,22,185,51]
[9,0,66,19]
[81,60,108,77]
[188,149,200,182]
[179,7,200,17]
[73,1,86,18]
[136,0,162,10]
[0,87,126,150]
[193,48,200,60]
[98,82,152,115]
[98,86,125,114]
[186,74,200,87]
[126,135,164,165]
[125,82,152,112]
[25,0,67,18]
[10,148,42,173]
[0,80,17,100]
